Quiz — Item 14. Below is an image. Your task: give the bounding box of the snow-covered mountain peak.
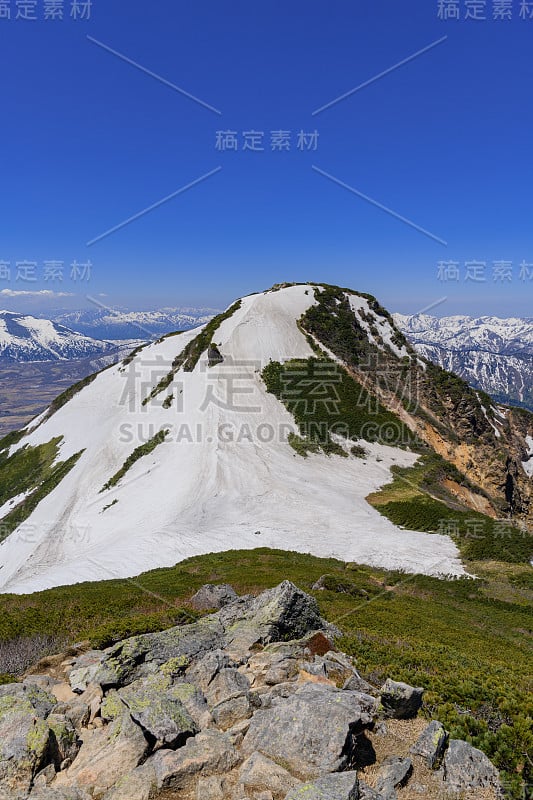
[0,311,115,363]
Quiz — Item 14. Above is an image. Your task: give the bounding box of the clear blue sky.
[1,0,532,316]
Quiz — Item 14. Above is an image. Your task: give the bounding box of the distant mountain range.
[0,311,116,363]
[48,307,219,341]
[394,313,533,411]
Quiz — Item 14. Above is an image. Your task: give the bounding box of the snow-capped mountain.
[0,284,530,595]
[0,312,116,363]
[394,313,533,410]
[50,307,219,341]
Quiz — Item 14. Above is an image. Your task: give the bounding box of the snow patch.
[523,435,533,478]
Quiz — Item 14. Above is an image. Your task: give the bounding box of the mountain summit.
[0,284,531,594]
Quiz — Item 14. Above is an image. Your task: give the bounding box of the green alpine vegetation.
[262,356,417,455]
[367,454,532,565]
[143,300,242,405]
[0,437,84,542]
[0,549,530,798]
[100,428,169,492]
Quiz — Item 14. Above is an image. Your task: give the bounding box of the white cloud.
[0,289,75,298]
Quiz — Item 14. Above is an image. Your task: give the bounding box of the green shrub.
[101,429,169,492]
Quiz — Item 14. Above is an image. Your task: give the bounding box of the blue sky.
[1,0,532,316]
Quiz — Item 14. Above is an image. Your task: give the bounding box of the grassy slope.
[0,437,84,542]
[0,548,530,796]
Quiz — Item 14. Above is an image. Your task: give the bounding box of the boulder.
[240,752,300,796]
[68,652,105,694]
[0,691,52,799]
[47,713,81,766]
[189,584,238,611]
[118,674,198,750]
[242,682,375,779]
[375,756,413,799]
[196,775,225,800]
[284,771,360,800]
[442,739,502,794]
[100,762,157,800]
[54,698,149,796]
[358,782,382,800]
[93,617,225,689]
[28,789,92,800]
[410,720,448,769]
[185,649,232,693]
[149,729,239,790]
[379,679,424,719]
[219,581,339,657]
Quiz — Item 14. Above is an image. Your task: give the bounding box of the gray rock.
[47,713,81,766]
[169,682,212,730]
[150,729,239,790]
[219,581,339,656]
[196,775,225,800]
[94,616,225,689]
[185,648,231,692]
[240,752,300,796]
[32,763,56,788]
[284,771,359,800]
[358,782,382,800]
[0,691,51,799]
[53,698,90,731]
[211,693,252,730]
[443,739,502,794]
[54,701,149,797]
[343,673,379,697]
[119,674,198,750]
[189,583,238,611]
[23,675,61,692]
[379,679,424,719]
[243,682,375,779]
[375,756,413,799]
[29,788,92,800]
[410,720,449,769]
[100,761,157,800]
[68,651,105,694]
[204,667,250,706]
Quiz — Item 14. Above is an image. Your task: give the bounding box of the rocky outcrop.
[0,582,503,800]
[189,584,238,611]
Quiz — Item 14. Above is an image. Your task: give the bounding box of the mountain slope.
[0,284,531,594]
[394,313,533,410]
[0,311,115,362]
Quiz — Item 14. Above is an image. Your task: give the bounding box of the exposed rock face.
[442,739,503,793]
[190,584,238,611]
[0,583,503,800]
[284,772,359,800]
[410,720,448,768]
[243,683,375,778]
[379,679,424,719]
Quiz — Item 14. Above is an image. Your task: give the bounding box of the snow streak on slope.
[0,286,465,593]
[524,436,533,478]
